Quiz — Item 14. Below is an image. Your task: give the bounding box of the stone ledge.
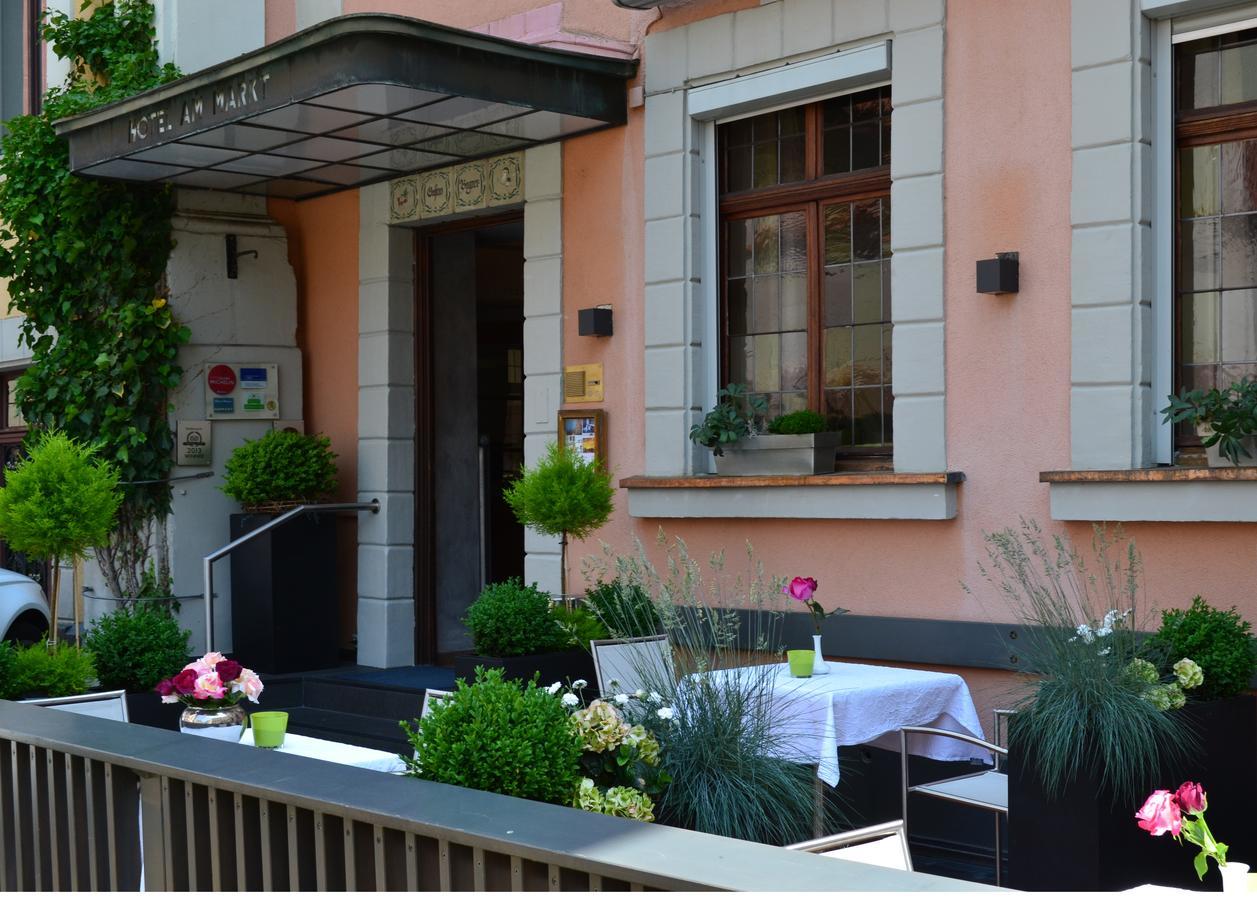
[622,472,962,520]
[1044,469,1257,521]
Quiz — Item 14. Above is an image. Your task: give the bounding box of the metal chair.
[899,725,1008,886]
[589,635,673,697]
[787,820,913,872]
[21,688,129,722]
[420,688,452,719]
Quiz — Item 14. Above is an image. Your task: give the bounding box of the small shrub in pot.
[6,642,96,699]
[85,602,191,694]
[463,578,569,658]
[221,430,338,511]
[766,410,827,435]
[401,667,581,805]
[1142,597,1257,702]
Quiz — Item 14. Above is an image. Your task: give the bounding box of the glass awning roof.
[53,14,637,200]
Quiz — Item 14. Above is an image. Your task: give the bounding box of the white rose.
[614,693,629,705]
[656,707,674,721]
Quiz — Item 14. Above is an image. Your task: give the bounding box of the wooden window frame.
[1172,35,1257,456]
[718,97,892,458]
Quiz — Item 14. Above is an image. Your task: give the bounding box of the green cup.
[787,649,815,678]
[250,711,289,749]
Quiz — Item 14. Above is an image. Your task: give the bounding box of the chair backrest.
[420,688,452,719]
[21,689,130,723]
[589,636,673,697]
[786,820,912,872]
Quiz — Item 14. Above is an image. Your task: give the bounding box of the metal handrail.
[201,500,380,651]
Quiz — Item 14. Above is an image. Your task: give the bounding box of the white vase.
[811,633,829,675]
[1219,861,1249,893]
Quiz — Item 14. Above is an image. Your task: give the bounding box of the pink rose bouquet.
[155,652,264,709]
[783,576,848,634]
[1137,782,1229,880]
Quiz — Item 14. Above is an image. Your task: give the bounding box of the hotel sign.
[389,153,524,224]
[127,69,274,144]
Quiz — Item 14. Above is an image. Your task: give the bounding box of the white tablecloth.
[239,729,407,774]
[699,662,987,786]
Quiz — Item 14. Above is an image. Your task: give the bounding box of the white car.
[0,568,49,644]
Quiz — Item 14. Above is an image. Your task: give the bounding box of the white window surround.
[636,0,953,520]
[1052,0,1257,522]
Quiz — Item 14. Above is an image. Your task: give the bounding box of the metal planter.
[713,433,841,476]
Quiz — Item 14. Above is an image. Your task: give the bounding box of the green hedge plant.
[401,667,581,805]
[1143,597,1257,702]
[7,642,97,699]
[85,603,191,693]
[766,410,827,435]
[463,578,569,658]
[221,430,339,510]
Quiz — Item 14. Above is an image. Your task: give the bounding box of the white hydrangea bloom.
[614,693,629,705]
[572,679,588,690]
[546,682,562,695]
[561,692,580,708]
[656,707,674,721]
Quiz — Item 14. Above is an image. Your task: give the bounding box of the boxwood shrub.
[463,578,568,658]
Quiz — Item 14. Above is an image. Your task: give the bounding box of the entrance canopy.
[53,14,637,200]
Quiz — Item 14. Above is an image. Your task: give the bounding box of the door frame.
[412,211,525,665]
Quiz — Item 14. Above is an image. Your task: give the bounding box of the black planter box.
[454,648,597,693]
[125,690,181,730]
[229,511,339,675]
[1008,696,1256,891]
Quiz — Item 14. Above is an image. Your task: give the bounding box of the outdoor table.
[700,661,988,787]
[239,728,407,774]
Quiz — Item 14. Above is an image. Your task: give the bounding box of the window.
[719,86,892,459]
[1174,28,1257,453]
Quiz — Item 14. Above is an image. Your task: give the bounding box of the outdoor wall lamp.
[578,306,614,337]
[225,234,258,280]
[976,251,1019,295]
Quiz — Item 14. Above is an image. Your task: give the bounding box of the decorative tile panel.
[388,151,525,224]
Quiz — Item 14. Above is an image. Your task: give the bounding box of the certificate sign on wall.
[205,363,280,419]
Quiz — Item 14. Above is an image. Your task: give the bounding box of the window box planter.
[1198,424,1257,467]
[713,433,841,476]
[453,648,597,693]
[1007,695,1256,891]
[229,511,340,675]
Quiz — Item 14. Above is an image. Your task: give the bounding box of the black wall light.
[976,251,1019,295]
[225,234,258,280]
[578,306,613,337]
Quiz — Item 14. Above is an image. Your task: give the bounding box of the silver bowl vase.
[179,704,246,741]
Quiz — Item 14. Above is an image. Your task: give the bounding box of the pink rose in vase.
[1136,789,1183,837]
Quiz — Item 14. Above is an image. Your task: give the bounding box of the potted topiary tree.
[690,385,840,475]
[503,442,613,603]
[0,430,121,650]
[221,430,340,673]
[85,601,191,729]
[453,578,599,689]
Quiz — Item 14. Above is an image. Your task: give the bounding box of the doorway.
[415,216,525,663]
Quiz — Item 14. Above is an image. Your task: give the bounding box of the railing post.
[138,774,168,892]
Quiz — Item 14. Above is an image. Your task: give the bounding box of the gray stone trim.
[1048,481,1257,521]
[625,481,957,519]
[1069,0,1157,470]
[642,0,948,480]
[357,183,417,668]
[521,144,564,594]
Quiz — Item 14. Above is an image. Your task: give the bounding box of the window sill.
[1040,467,1257,521]
[619,472,964,520]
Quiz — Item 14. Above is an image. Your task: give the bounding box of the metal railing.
[0,702,999,892]
[201,500,380,651]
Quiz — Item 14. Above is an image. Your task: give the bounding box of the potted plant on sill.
[690,385,840,476]
[977,523,1256,892]
[453,578,599,690]
[221,429,340,674]
[1162,378,1257,466]
[503,442,614,604]
[84,601,191,729]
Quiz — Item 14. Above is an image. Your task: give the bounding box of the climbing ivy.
[0,1,186,598]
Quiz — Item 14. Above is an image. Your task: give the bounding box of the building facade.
[5,0,1257,722]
